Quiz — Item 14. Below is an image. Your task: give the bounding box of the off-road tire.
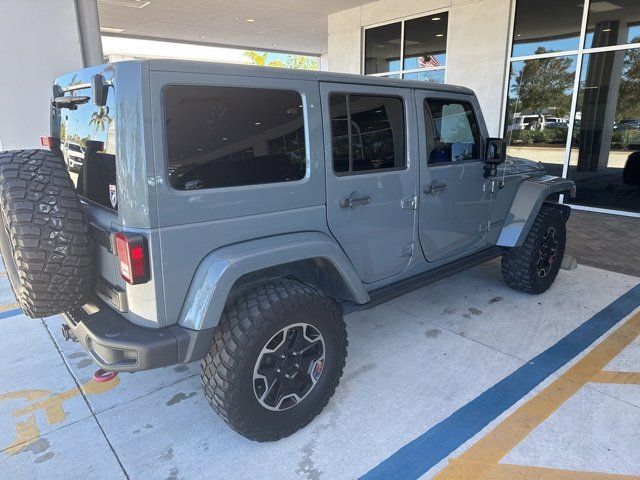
[200,279,347,441]
[0,149,93,317]
[501,204,566,294]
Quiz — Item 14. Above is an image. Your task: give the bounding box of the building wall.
[0,0,86,150]
[328,0,512,136]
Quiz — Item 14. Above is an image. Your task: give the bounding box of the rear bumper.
[62,299,214,372]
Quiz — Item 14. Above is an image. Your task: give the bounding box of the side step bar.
[344,246,505,314]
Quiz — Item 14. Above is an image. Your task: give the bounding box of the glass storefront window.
[364,13,447,82]
[505,0,640,216]
[402,13,448,70]
[567,49,640,213]
[504,56,577,177]
[511,0,583,57]
[584,0,640,49]
[364,23,402,75]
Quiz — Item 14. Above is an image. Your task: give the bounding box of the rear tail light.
[40,136,60,148]
[115,233,149,285]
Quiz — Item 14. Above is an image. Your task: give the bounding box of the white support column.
[0,0,101,150]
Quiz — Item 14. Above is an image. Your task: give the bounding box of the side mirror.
[91,74,109,107]
[484,137,506,177]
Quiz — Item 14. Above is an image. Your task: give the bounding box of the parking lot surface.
[1,259,639,479]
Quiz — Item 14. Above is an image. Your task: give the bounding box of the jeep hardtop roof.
[133,59,474,95]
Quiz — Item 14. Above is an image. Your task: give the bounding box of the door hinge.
[479,221,491,232]
[401,195,418,210]
[398,243,414,257]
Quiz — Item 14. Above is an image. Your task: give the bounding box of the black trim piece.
[90,223,114,253]
[344,246,504,313]
[62,298,215,372]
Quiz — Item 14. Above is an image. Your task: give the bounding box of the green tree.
[243,51,284,67]
[616,42,640,122]
[284,55,319,71]
[89,106,112,132]
[511,47,575,117]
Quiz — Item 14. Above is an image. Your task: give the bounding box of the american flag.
[418,55,441,68]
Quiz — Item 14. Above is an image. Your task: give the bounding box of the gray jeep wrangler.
[0,60,575,441]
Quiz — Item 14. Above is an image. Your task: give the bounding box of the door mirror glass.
[484,138,505,176]
[485,138,505,164]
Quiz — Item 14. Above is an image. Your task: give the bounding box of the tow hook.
[61,324,78,342]
[93,369,119,382]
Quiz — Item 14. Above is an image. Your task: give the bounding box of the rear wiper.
[53,96,90,110]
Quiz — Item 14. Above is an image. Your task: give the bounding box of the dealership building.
[2,0,639,218]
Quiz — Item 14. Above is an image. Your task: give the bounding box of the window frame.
[329,92,408,177]
[501,0,640,218]
[424,97,483,167]
[362,9,450,82]
[161,83,309,192]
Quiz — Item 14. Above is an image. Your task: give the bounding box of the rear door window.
[329,94,406,174]
[164,85,306,190]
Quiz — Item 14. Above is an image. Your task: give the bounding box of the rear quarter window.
[164,85,306,190]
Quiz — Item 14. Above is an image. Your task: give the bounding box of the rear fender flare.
[496,175,575,247]
[177,232,369,330]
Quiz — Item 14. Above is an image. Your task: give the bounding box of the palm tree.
[244,51,284,68]
[89,106,112,132]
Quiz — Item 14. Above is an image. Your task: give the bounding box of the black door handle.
[340,191,371,208]
[424,180,447,195]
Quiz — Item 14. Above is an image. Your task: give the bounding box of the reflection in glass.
[403,70,445,83]
[365,23,402,74]
[568,49,640,213]
[504,55,577,176]
[403,13,447,70]
[511,0,582,57]
[585,0,640,49]
[165,86,306,190]
[330,94,406,174]
[59,78,117,210]
[425,100,480,164]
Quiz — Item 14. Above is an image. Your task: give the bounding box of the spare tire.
[0,149,93,317]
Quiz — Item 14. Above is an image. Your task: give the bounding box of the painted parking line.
[0,307,22,319]
[434,310,640,479]
[362,283,640,480]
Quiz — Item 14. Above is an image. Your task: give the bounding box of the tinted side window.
[165,85,306,190]
[425,100,480,164]
[330,94,406,174]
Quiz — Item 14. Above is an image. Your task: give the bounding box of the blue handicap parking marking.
[361,283,640,480]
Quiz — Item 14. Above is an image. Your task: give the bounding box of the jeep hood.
[504,155,546,175]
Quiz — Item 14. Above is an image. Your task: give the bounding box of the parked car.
[614,119,640,131]
[61,141,85,172]
[508,114,545,131]
[0,60,575,441]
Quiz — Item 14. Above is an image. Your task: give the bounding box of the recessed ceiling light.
[246,18,255,22]
[432,17,441,21]
[234,16,240,20]
[271,43,278,47]
[100,26,125,33]
[517,33,522,37]
[311,27,317,31]
[602,28,612,32]
[199,35,205,39]
[222,137,228,141]
[436,33,444,37]
[254,122,261,126]
[197,148,203,151]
